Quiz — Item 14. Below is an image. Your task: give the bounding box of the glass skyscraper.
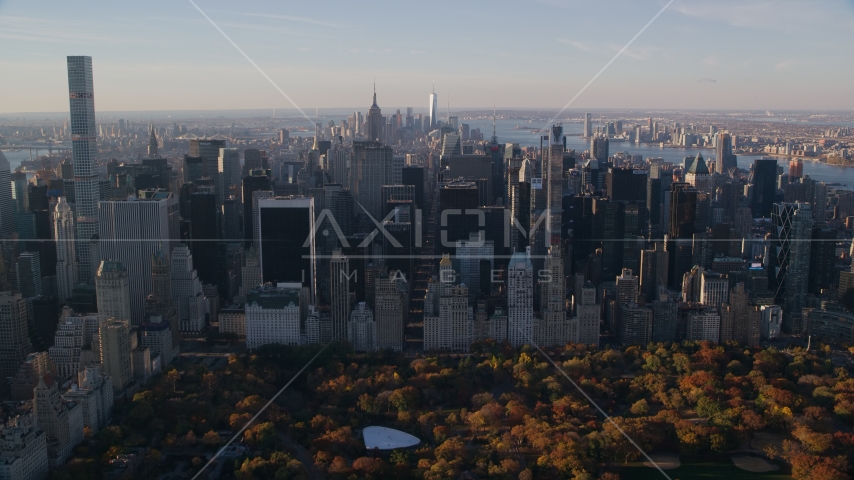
[67,56,100,282]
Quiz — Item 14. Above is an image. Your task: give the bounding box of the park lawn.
[619,455,791,480]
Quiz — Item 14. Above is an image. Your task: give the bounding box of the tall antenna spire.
[372,77,377,106]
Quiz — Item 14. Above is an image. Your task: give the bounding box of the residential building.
[9,353,54,401]
[575,281,600,346]
[0,292,31,379]
[347,302,376,352]
[0,415,49,480]
[61,366,113,433]
[94,262,131,328]
[219,305,246,338]
[99,318,132,392]
[34,375,83,468]
[687,308,721,342]
[67,56,100,283]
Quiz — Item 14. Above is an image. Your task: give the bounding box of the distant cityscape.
[1,55,854,479]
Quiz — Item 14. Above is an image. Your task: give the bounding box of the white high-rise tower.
[428,84,438,131]
[54,197,79,302]
[170,246,207,336]
[67,56,100,283]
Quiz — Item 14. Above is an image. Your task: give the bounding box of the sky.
[1,0,854,114]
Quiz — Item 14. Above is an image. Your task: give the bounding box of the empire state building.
[366,85,384,143]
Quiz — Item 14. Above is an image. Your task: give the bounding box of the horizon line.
[4,107,854,117]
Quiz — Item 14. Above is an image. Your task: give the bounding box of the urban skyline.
[2,3,854,478]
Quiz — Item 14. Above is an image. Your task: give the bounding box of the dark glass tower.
[258,197,316,301]
[751,159,778,218]
[667,182,698,288]
[189,192,220,285]
[401,165,425,211]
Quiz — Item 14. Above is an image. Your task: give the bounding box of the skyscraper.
[147,247,174,315]
[328,142,351,187]
[583,113,592,138]
[95,261,131,323]
[217,147,241,205]
[170,246,207,336]
[684,153,712,193]
[67,56,100,282]
[715,132,736,174]
[242,172,272,247]
[54,197,79,302]
[616,268,639,304]
[0,291,31,379]
[348,302,377,352]
[15,252,42,298]
[189,139,227,178]
[183,155,205,184]
[147,123,158,158]
[591,134,609,163]
[545,126,565,246]
[0,151,13,238]
[330,250,350,342]
[668,182,698,288]
[374,272,407,352]
[507,251,534,348]
[751,159,778,219]
[258,197,316,301]
[536,246,568,347]
[99,318,132,392]
[771,202,813,332]
[575,281,600,347]
[351,142,393,219]
[99,193,177,325]
[423,257,471,352]
[239,246,262,302]
[366,86,384,143]
[189,191,219,284]
[699,271,728,306]
[243,148,266,176]
[428,87,438,131]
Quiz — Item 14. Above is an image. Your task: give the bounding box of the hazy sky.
[2,0,853,114]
